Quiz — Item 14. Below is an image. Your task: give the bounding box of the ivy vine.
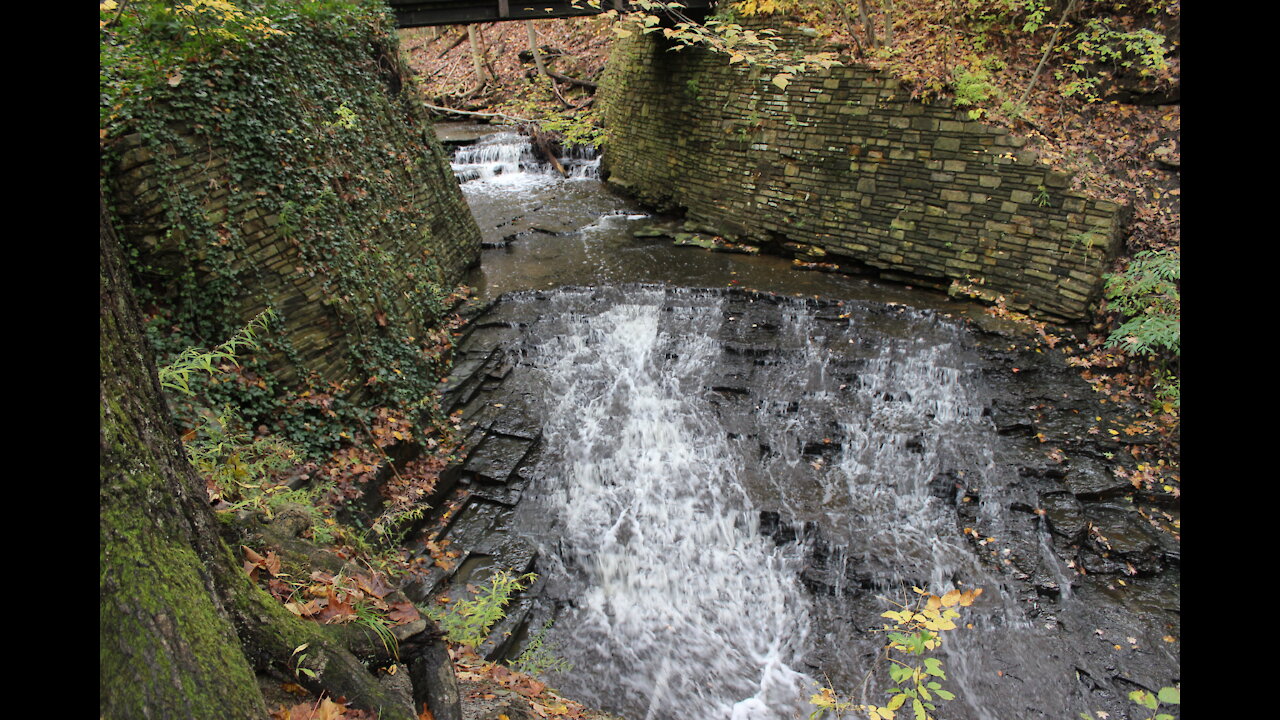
[101,0,479,460]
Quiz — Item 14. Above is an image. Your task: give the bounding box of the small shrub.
[810,587,981,720]
[426,570,537,649]
[157,308,277,397]
[952,66,996,118]
[1103,248,1179,406]
[508,617,574,677]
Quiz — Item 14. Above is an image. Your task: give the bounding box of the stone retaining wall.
[600,29,1125,321]
[103,20,481,401]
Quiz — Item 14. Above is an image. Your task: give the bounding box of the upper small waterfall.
[451,131,599,185]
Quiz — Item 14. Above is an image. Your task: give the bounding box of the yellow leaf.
[940,589,962,607]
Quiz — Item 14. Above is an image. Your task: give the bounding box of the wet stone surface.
[398,129,1178,719]
[399,286,1178,720]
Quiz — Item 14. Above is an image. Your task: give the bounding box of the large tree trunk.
[99,192,417,720]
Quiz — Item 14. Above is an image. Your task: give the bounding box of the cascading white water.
[438,120,1179,719]
[510,288,1027,720]
[451,131,532,183]
[450,131,599,186]
[527,290,812,720]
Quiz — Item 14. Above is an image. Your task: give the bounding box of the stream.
[407,125,1180,720]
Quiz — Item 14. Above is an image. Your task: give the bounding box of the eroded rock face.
[404,286,1178,720]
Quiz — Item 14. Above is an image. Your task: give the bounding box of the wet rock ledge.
[390,286,1178,720]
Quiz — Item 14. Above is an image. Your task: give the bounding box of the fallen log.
[422,103,532,125]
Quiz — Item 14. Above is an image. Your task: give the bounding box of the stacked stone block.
[601,30,1124,321]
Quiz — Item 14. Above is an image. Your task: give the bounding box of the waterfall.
[526,290,812,720]
[503,287,1037,720]
[451,131,599,185]
[430,121,1179,720]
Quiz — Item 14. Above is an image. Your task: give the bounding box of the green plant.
[186,407,346,543]
[105,0,466,463]
[810,587,981,720]
[186,407,296,496]
[291,642,319,680]
[366,504,426,547]
[426,570,537,649]
[1128,685,1180,720]
[581,0,841,90]
[327,102,359,129]
[171,0,289,46]
[1103,248,1179,407]
[157,308,277,397]
[508,617,574,677]
[685,74,702,98]
[997,99,1028,119]
[345,503,428,571]
[353,600,400,659]
[160,310,351,545]
[1103,249,1180,353]
[1057,17,1169,102]
[1066,229,1099,255]
[1033,184,1050,207]
[952,66,996,119]
[808,685,853,719]
[1080,685,1180,720]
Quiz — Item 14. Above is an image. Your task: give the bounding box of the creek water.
[441,126,1178,720]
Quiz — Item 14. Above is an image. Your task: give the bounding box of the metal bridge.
[388,0,716,28]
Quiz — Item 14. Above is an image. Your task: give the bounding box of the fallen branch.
[422,103,532,124]
[526,126,567,177]
[437,30,467,58]
[546,70,597,90]
[1018,0,1081,109]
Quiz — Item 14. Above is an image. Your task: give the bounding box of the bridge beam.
[388,1,714,29]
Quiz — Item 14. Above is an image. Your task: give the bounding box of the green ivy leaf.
[1156,687,1180,705]
[1129,690,1158,710]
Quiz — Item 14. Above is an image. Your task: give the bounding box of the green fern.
[426,570,537,649]
[157,307,277,396]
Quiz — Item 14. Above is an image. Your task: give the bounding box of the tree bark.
[525,21,549,79]
[881,0,895,46]
[100,191,418,720]
[467,25,493,89]
[1018,0,1081,109]
[858,0,879,49]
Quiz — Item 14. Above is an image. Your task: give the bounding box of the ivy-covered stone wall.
[102,5,481,447]
[600,29,1125,321]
